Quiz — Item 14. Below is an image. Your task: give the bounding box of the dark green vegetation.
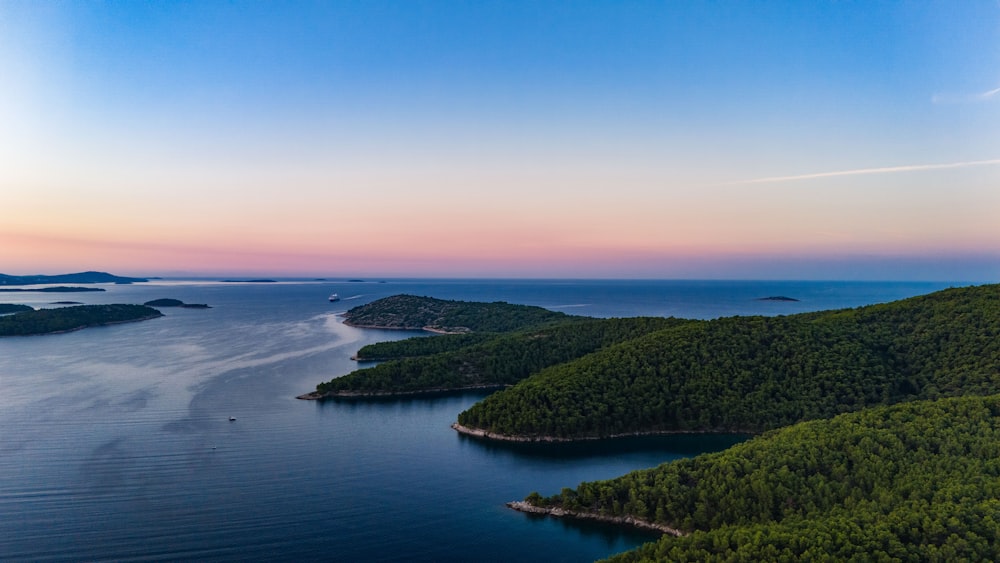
[144,298,211,308]
[457,284,1000,439]
[0,286,106,293]
[145,298,185,307]
[0,271,147,285]
[0,304,33,314]
[353,333,497,360]
[0,304,163,336]
[341,294,570,333]
[524,395,1000,562]
[317,316,686,396]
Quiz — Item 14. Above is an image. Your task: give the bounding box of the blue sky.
[1,1,998,279]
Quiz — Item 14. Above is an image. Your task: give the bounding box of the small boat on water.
[229,416,236,422]
[329,293,340,302]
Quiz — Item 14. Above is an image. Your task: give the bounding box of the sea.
[0,279,966,562]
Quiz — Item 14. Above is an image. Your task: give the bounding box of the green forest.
[527,395,1000,562]
[314,285,1000,559]
[457,284,1000,438]
[340,294,570,332]
[0,304,34,314]
[317,316,685,395]
[0,304,163,336]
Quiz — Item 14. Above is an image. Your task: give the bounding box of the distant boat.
[229,416,236,422]
[329,293,340,302]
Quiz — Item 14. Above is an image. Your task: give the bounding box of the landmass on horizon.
[0,271,148,285]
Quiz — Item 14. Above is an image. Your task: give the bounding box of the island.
[50,301,83,305]
[300,284,1000,559]
[0,271,148,285]
[0,286,106,293]
[144,298,211,309]
[755,295,799,301]
[340,294,570,333]
[0,304,163,336]
[221,279,277,283]
[0,304,33,314]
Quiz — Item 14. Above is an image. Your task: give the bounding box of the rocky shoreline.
[506,501,685,537]
[341,319,468,334]
[296,384,506,401]
[451,423,751,443]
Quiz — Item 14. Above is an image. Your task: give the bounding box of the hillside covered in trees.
[0,304,163,336]
[456,284,1000,439]
[313,316,687,396]
[523,394,1000,561]
[0,304,34,314]
[341,294,570,333]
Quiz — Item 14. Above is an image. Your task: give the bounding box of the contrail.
[716,158,1000,186]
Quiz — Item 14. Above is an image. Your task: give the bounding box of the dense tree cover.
[524,395,1000,562]
[145,298,185,307]
[0,286,105,293]
[0,304,33,314]
[458,284,1000,438]
[342,294,570,333]
[354,333,500,360]
[317,317,687,395]
[0,304,163,336]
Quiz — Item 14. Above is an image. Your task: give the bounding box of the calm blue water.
[0,279,964,561]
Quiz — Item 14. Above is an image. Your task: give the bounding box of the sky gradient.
[2,1,998,280]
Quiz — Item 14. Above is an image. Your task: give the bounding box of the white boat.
[229,416,236,422]
[329,293,340,302]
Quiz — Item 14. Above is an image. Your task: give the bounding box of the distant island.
[221,279,276,283]
[144,298,211,309]
[0,304,163,336]
[0,286,106,293]
[755,295,799,301]
[0,304,33,314]
[0,271,148,285]
[50,301,83,305]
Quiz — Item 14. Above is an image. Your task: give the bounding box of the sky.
[1,1,998,280]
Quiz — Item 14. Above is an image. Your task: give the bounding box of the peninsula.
[0,304,33,314]
[0,304,163,336]
[306,296,688,399]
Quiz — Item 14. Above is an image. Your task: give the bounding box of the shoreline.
[451,422,754,443]
[296,384,506,401]
[341,319,469,335]
[506,501,685,537]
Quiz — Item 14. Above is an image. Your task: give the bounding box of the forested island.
[0,271,147,285]
[0,304,163,336]
[307,284,1000,557]
[341,294,570,333]
[0,286,106,293]
[144,298,211,308]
